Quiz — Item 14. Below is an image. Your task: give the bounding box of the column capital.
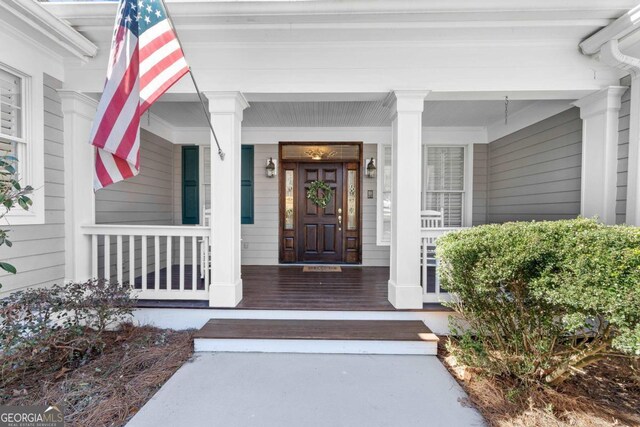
[58,90,98,118]
[384,90,430,114]
[203,91,249,115]
[573,86,627,119]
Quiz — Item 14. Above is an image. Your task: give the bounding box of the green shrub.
[0,155,33,284]
[437,218,640,385]
[0,280,136,385]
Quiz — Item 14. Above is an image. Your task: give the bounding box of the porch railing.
[82,225,210,300]
[420,227,462,303]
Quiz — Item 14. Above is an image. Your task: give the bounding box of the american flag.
[89,0,189,190]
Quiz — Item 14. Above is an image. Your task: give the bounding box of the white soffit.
[149,99,569,129]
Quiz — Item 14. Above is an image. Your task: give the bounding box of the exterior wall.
[472,144,488,226]
[198,142,389,266]
[95,129,175,225]
[485,108,582,223]
[0,75,66,295]
[616,77,631,225]
[241,144,278,265]
[95,129,175,280]
[362,144,389,266]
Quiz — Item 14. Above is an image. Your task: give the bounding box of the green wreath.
[306,180,333,208]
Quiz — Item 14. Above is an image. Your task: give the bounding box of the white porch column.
[387,90,429,309]
[573,86,627,225]
[625,75,640,225]
[58,91,97,282]
[204,91,249,307]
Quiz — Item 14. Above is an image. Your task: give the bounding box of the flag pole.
[158,0,225,161]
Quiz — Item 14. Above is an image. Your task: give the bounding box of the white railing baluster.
[116,235,123,285]
[422,237,427,296]
[141,235,147,290]
[91,234,98,279]
[154,235,160,290]
[191,236,197,291]
[129,235,135,286]
[203,236,209,288]
[166,235,172,290]
[82,225,210,301]
[179,236,185,291]
[104,235,110,282]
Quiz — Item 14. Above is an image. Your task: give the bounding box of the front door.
[279,142,362,264]
[297,163,343,263]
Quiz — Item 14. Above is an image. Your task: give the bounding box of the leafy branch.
[0,155,33,283]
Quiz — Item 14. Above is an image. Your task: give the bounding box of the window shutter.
[0,68,21,154]
[241,145,254,224]
[182,146,199,224]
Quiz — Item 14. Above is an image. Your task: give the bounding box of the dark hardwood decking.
[134,265,450,312]
[238,265,394,310]
[194,319,437,342]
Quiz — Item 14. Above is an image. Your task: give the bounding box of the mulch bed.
[1,324,193,427]
[437,338,640,427]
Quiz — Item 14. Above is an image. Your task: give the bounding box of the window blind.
[423,146,465,227]
[0,68,22,155]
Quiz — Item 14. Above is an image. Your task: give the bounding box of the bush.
[0,155,34,284]
[437,218,640,385]
[0,280,136,385]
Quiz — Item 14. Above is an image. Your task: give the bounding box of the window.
[0,67,24,164]
[422,146,465,227]
[376,144,392,245]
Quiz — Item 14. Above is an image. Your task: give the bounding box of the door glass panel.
[284,169,294,229]
[347,169,357,230]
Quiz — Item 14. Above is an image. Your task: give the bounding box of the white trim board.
[194,338,437,355]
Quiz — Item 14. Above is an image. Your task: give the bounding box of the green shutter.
[182,146,199,225]
[241,145,254,224]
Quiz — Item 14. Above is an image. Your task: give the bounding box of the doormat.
[303,266,342,273]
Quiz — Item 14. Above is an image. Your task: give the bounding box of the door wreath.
[306,180,333,208]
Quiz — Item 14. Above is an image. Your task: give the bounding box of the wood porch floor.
[134,265,444,311]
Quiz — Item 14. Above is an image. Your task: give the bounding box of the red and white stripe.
[90,12,188,190]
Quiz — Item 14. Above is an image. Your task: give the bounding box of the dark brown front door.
[297,163,343,262]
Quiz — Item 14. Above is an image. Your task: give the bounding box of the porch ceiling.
[149,99,566,128]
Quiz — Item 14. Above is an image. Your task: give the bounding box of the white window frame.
[376,141,474,241]
[422,144,472,228]
[376,143,392,246]
[0,61,44,225]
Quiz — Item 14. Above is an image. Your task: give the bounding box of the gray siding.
[95,129,175,281]
[96,129,175,225]
[472,144,488,225]
[241,144,278,265]
[362,144,389,266]
[616,79,631,225]
[486,107,582,223]
[0,75,66,295]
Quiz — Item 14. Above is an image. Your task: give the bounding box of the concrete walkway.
[127,353,484,427]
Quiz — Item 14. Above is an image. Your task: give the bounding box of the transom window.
[422,146,465,227]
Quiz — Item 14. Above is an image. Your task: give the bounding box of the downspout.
[599,40,640,226]
[580,8,640,225]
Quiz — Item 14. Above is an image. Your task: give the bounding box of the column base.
[209,279,243,307]
[388,280,423,309]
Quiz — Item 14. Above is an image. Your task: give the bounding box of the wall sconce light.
[366,157,377,179]
[266,157,277,178]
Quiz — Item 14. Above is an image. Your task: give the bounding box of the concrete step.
[193,319,438,355]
